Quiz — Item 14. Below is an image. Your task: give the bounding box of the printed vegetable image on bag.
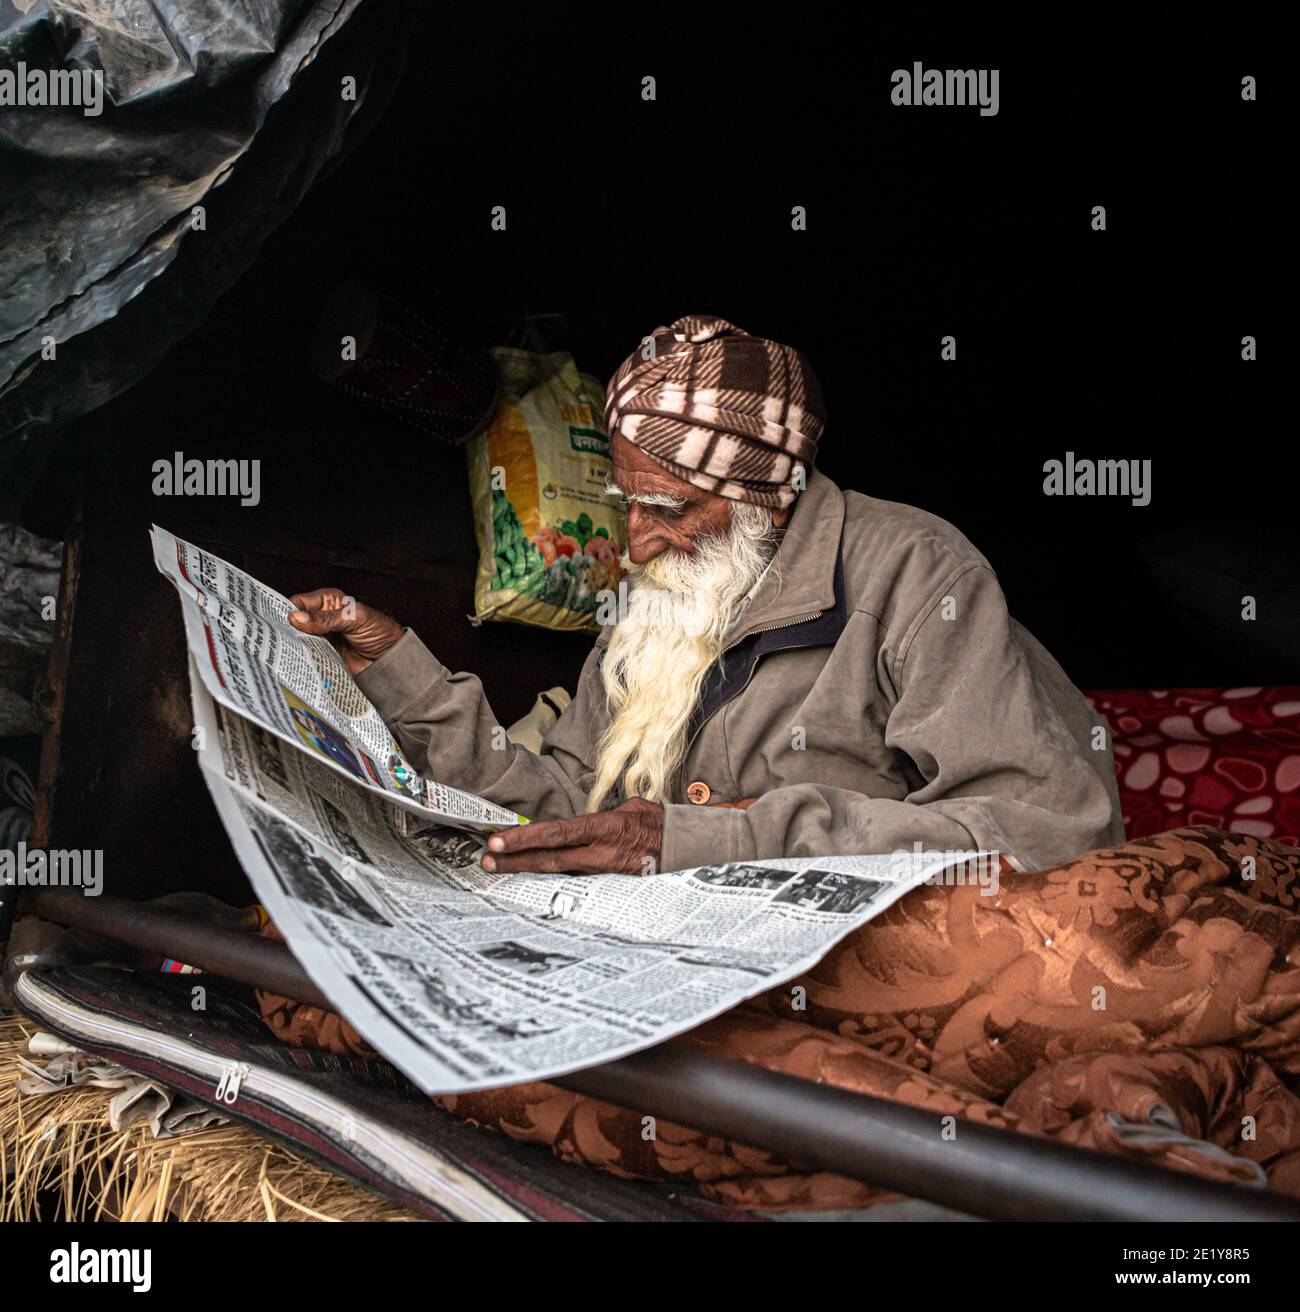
[467,347,626,631]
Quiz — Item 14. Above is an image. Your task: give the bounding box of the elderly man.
[289,315,1121,877]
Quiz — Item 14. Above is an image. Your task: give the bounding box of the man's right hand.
[288,589,405,676]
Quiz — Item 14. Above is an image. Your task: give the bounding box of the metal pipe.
[16,888,1300,1222]
[20,887,332,1010]
[560,1046,1300,1222]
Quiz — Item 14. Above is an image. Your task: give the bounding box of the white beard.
[586,503,778,812]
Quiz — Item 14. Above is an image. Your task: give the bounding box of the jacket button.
[686,781,711,805]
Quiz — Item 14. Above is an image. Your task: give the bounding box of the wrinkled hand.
[482,798,664,876]
[287,588,405,675]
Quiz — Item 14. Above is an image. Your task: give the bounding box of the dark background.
[25,8,1291,688]
[17,9,1292,898]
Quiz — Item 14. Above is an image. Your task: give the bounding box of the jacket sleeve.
[353,629,605,821]
[659,564,1122,873]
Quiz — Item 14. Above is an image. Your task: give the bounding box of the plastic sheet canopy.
[0,0,407,516]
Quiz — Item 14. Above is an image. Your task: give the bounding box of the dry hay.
[0,1013,424,1221]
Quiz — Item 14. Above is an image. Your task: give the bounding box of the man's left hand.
[481,798,664,876]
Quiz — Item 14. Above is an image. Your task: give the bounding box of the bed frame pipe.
[15,887,1300,1223]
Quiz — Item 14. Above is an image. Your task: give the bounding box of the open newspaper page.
[152,525,523,833]
[190,661,991,1095]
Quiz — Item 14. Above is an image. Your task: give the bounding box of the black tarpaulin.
[0,0,414,516]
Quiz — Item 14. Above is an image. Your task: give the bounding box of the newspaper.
[162,528,989,1095]
[151,526,524,833]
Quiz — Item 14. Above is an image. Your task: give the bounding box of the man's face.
[608,434,736,565]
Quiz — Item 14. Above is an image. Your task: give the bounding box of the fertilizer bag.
[467,348,626,631]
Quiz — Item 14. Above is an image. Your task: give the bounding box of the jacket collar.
[726,467,844,642]
[686,533,846,742]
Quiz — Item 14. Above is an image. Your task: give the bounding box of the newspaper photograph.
[187,652,987,1095]
[152,525,524,833]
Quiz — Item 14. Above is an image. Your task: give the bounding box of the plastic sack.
[0,0,416,516]
[467,349,626,631]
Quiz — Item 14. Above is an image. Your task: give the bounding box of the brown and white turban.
[604,314,825,509]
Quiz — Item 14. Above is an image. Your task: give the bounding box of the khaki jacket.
[356,470,1123,872]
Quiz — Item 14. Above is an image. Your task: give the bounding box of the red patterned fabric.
[1087,687,1300,845]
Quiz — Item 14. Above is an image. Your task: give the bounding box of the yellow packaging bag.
[467,348,626,631]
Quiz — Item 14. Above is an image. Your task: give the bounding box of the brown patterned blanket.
[257,827,1300,1211]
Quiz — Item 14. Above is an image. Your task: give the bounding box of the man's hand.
[482,798,664,876]
[287,588,405,675]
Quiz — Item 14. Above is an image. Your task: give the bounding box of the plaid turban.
[604,314,825,509]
